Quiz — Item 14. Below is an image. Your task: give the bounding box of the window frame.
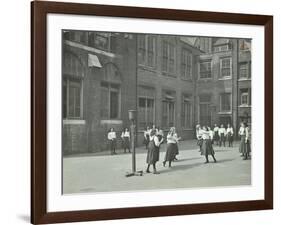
[181,97,192,128]
[100,82,121,120]
[162,41,176,75]
[220,57,232,78]
[181,48,192,80]
[219,92,232,112]
[199,60,212,79]
[63,77,83,120]
[137,96,155,129]
[138,35,157,68]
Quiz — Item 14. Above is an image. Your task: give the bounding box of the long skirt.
[201,139,215,156]
[122,137,130,149]
[109,139,116,151]
[146,141,160,164]
[239,135,251,154]
[227,133,233,143]
[214,131,219,142]
[164,143,177,162]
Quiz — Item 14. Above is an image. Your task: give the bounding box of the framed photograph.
[31,1,273,224]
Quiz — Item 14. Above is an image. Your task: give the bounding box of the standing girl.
[146,129,163,174]
[143,126,150,149]
[200,126,217,163]
[107,128,117,155]
[196,124,203,153]
[121,128,131,153]
[213,124,220,145]
[163,127,180,167]
[226,124,234,147]
[218,124,226,147]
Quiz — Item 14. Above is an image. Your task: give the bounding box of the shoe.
[146,170,151,173]
[204,161,209,164]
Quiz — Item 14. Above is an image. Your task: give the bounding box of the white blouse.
[150,135,162,147]
[226,127,234,135]
[121,131,130,138]
[107,131,116,140]
[167,133,180,144]
[218,128,226,136]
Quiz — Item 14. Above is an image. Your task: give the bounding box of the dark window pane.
[110,91,118,119]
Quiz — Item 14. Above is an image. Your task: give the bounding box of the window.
[220,93,231,112]
[162,96,175,128]
[138,35,156,67]
[239,62,251,79]
[162,41,175,74]
[199,95,211,126]
[199,61,212,79]
[220,57,232,77]
[63,78,82,119]
[240,89,251,106]
[138,97,155,129]
[100,82,120,119]
[181,97,192,128]
[181,49,192,79]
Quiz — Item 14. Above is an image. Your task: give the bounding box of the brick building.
[62,31,251,155]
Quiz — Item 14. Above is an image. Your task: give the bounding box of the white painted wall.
[0,0,279,224]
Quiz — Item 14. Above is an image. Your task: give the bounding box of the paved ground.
[63,140,251,194]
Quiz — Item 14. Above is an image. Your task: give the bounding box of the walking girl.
[226,124,234,147]
[200,126,217,163]
[107,128,117,155]
[121,127,131,153]
[163,127,180,167]
[146,129,163,174]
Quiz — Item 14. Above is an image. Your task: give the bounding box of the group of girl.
[213,124,234,147]
[145,126,181,174]
[107,127,131,155]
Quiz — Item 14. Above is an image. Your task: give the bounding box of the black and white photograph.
[62,30,252,194]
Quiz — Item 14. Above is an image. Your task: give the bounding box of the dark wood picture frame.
[31,1,273,224]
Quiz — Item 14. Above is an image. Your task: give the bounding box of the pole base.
[125,170,143,177]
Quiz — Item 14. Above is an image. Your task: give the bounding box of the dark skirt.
[109,139,116,150]
[201,139,215,156]
[164,143,177,162]
[143,134,149,146]
[214,131,219,141]
[227,133,233,142]
[239,135,251,154]
[146,141,160,164]
[122,137,130,149]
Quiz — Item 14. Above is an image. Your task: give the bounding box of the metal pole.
[131,121,136,173]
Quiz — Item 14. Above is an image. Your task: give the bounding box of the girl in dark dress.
[239,122,251,160]
[163,127,180,167]
[200,126,217,163]
[107,128,117,155]
[146,129,163,174]
[121,128,131,153]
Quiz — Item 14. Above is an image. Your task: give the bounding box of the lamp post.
[125,110,143,177]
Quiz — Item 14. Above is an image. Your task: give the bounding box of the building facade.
[62,31,251,155]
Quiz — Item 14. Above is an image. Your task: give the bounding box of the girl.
[163,127,180,167]
[196,124,203,153]
[121,127,131,153]
[218,124,226,147]
[213,124,220,145]
[226,124,234,147]
[200,126,217,163]
[239,123,251,160]
[143,126,150,149]
[107,128,117,155]
[146,129,163,174]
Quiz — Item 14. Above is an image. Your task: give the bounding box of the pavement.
[63,140,251,194]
